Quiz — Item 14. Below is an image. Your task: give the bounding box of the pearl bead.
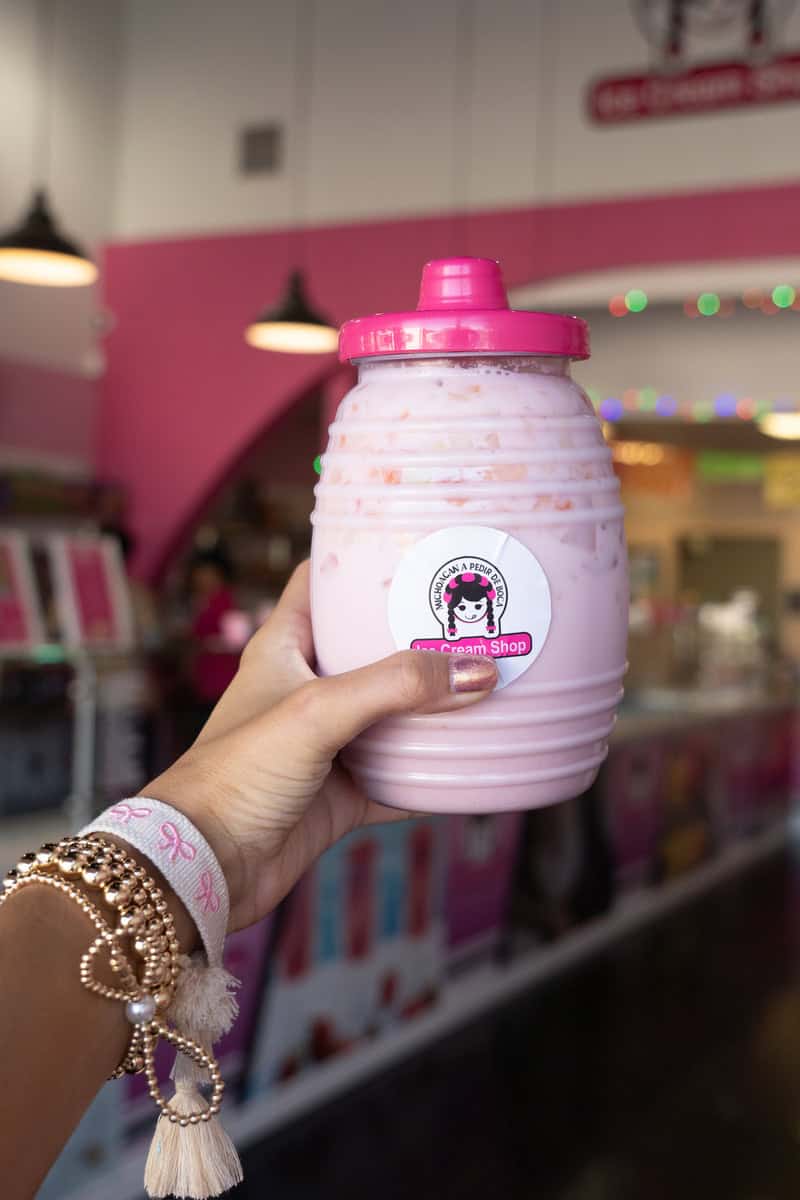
[125,995,157,1024]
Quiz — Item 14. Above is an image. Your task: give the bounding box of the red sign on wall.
[589,51,800,123]
[0,533,44,653]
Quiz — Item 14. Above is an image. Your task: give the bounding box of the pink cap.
[339,257,589,362]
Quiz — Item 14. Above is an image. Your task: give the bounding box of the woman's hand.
[145,562,497,931]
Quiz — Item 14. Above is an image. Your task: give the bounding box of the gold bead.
[120,907,147,933]
[82,860,111,887]
[58,853,82,876]
[104,881,134,907]
[189,1115,200,1125]
[200,1112,211,1123]
[154,988,173,1010]
[16,852,38,875]
[35,844,57,864]
[133,936,149,957]
[3,869,20,889]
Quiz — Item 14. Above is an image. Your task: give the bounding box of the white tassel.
[144,1082,243,1199]
[168,955,240,1086]
[143,954,243,1198]
[169,954,240,1041]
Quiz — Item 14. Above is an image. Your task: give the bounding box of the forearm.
[0,843,197,1200]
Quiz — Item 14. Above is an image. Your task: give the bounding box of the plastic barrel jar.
[311,257,628,814]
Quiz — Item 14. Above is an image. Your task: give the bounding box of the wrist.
[141,769,244,922]
[81,792,232,965]
[102,834,198,956]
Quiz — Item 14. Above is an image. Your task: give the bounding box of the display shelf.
[63,819,790,1200]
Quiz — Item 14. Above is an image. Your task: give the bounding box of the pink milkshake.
[311,257,627,814]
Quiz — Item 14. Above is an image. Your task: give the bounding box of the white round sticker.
[387,525,551,690]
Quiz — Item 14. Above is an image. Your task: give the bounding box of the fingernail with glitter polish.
[449,655,498,693]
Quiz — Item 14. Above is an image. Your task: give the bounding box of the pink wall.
[99,180,800,580]
[0,359,98,470]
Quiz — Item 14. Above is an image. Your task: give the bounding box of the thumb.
[278,650,497,760]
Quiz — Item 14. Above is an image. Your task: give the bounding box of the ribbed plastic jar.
[311,349,628,814]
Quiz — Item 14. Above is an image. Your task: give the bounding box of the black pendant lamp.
[0,0,98,288]
[245,269,337,354]
[0,188,97,287]
[245,0,337,355]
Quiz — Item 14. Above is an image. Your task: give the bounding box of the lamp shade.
[0,190,98,287]
[245,269,338,354]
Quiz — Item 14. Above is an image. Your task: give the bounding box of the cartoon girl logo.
[443,572,497,639]
[428,556,509,643]
[389,525,551,689]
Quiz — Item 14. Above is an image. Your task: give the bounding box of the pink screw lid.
[339,257,589,363]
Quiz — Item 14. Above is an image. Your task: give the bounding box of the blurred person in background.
[186,545,241,724]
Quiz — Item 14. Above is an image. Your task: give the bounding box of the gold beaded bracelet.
[1,834,224,1126]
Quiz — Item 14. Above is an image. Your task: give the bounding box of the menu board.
[0,532,44,654]
[48,534,134,650]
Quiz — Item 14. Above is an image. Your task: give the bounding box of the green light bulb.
[639,386,658,411]
[697,293,720,317]
[313,454,322,475]
[625,289,648,313]
[772,284,796,309]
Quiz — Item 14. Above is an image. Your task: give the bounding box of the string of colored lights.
[587,388,797,423]
[609,285,798,318]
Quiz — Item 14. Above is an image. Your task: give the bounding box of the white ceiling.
[510,258,800,311]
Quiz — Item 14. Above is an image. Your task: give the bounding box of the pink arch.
[99,179,800,580]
